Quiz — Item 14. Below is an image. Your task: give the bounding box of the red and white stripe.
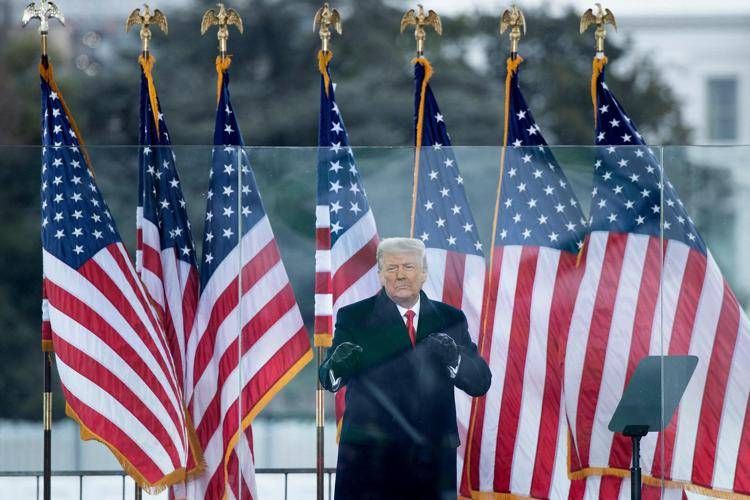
[43,242,189,485]
[565,231,750,496]
[423,247,485,484]
[568,476,696,500]
[136,209,199,394]
[314,204,380,424]
[464,244,584,498]
[183,216,311,499]
[316,206,380,320]
[225,428,258,500]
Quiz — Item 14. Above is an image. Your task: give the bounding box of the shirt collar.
[396,297,421,319]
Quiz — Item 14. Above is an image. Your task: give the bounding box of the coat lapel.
[416,291,441,343]
[372,288,412,351]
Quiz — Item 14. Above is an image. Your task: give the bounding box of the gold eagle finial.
[499,5,526,55]
[126,4,168,56]
[580,3,617,53]
[21,1,65,56]
[400,4,442,56]
[313,2,342,53]
[201,3,244,57]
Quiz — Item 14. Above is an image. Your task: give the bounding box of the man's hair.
[376,237,427,271]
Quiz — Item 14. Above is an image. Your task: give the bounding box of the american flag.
[564,58,750,498]
[314,52,380,425]
[182,60,312,499]
[135,55,199,403]
[39,62,191,488]
[462,57,587,499]
[411,57,486,486]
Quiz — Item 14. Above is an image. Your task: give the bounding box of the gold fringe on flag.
[221,350,313,490]
[65,403,187,494]
[314,333,333,348]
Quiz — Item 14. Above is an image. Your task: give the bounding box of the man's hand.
[326,341,363,379]
[423,332,459,367]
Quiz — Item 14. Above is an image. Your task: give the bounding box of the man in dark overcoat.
[319,237,492,500]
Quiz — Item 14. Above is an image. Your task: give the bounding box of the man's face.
[378,251,427,308]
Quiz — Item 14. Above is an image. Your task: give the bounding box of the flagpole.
[400,5,442,236]
[43,351,52,500]
[21,4,65,500]
[313,5,342,498]
[126,8,169,498]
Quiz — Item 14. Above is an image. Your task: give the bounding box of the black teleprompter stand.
[608,355,698,500]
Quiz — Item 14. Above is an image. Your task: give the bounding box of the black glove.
[325,342,363,379]
[423,332,459,367]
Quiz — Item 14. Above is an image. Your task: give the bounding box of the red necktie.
[405,310,416,347]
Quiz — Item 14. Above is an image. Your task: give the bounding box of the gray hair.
[376,237,427,271]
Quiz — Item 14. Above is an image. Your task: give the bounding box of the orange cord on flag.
[215,55,233,104]
[577,56,608,268]
[409,56,434,238]
[138,54,162,137]
[318,50,333,97]
[39,59,94,177]
[591,56,608,128]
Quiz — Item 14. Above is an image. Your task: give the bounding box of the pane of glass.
[4,144,747,500]
[659,145,750,498]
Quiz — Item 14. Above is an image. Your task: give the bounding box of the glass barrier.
[0,145,748,499]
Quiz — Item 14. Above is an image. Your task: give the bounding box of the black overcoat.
[319,289,491,499]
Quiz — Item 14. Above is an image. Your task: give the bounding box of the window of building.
[707,77,738,141]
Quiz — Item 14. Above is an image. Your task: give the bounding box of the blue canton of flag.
[199,70,263,288]
[413,61,484,257]
[41,81,118,264]
[318,83,373,246]
[137,69,197,271]
[591,66,705,253]
[495,66,586,253]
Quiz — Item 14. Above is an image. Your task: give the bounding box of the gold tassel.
[215,55,233,104]
[138,54,163,137]
[409,56,434,237]
[591,56,608,127]
[318,50,334,97]
[576,56,609,267]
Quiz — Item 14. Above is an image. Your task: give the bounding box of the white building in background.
[613,15,750,306]
[616,15,750,145]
